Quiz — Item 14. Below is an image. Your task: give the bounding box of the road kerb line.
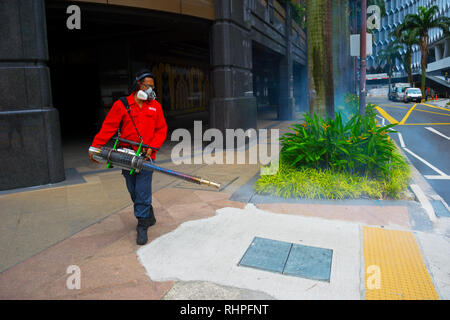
[415,109,450,117]
[403,148,447,177]
[421,103,450,112]
[398,132,405,148]
[410,184,437,222]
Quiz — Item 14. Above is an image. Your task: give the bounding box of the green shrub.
[255,154,410,200]
[280,104,404,178]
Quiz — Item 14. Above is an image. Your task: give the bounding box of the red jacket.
[92,93,167,160]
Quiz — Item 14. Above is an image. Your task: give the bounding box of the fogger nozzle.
[89,146,221,190]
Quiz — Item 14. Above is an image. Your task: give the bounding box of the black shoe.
[148,205,156,226]
[136,206,156,231]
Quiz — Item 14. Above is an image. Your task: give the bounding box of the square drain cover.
[284,244,333,281]
[239,237,292,273]
[239,237,333,282]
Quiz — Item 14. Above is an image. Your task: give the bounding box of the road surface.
[368,97,450,205]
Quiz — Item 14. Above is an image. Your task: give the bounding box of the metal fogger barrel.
[89,146,221,189]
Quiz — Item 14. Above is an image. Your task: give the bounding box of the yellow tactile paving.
[363,226,439,300]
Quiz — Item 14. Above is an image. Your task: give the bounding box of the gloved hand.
[144,148,154,159]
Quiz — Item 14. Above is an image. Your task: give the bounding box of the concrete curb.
[409,184,438,222]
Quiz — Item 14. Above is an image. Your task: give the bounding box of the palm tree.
[306,0,334,118]
[391,26,420,86]
[375,42,403,94]
[399,5,450,95]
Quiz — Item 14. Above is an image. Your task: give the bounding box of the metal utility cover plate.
[239,237,333,282]
[283,244,333,282]
[239,237,292,273]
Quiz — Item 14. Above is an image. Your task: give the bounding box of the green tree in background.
[398,5,450,95]
[391,26,420,86]
[375,42,403,92]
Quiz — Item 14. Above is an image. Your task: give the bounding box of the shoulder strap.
[119,97,130,111]
[118,96,143,143]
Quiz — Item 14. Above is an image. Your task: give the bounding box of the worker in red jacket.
[90,69,167,245]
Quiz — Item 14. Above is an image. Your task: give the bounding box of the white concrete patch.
[415,231,450,300]
[137,204,362,300]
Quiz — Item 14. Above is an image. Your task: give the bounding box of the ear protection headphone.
[136,72,154,82]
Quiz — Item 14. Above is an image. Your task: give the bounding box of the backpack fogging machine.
[89,139,220,190]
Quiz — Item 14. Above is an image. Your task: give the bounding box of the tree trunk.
[307,0,334,118]
[420,35,428,96]
[406,48,413,86]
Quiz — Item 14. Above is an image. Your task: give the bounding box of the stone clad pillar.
[210,0,257,133]
[278,3,294,120]
[0,0,64,190]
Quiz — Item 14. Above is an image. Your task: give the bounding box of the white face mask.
[137,86,156,101]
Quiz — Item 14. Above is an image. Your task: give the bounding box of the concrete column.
[444,38,450,58]
[278,3,295,120]
[210,0,257,133]
[0,0,64,190]
[435,45,442,61]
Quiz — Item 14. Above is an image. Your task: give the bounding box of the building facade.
[368,0,450,78]
[0,0,307,190]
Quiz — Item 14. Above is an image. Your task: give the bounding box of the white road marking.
[424,175,450,180]
[403,148,448,177]
[398,132,406,148]
[376,115,385,126]
[425,127,450,140]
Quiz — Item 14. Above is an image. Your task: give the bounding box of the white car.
[395,86,410,102]
[403,88,423,103]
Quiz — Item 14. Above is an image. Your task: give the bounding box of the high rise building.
[368,0,450,78]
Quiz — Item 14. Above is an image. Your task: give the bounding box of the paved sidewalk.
[0,119,449,300]
[424,98,450,108]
